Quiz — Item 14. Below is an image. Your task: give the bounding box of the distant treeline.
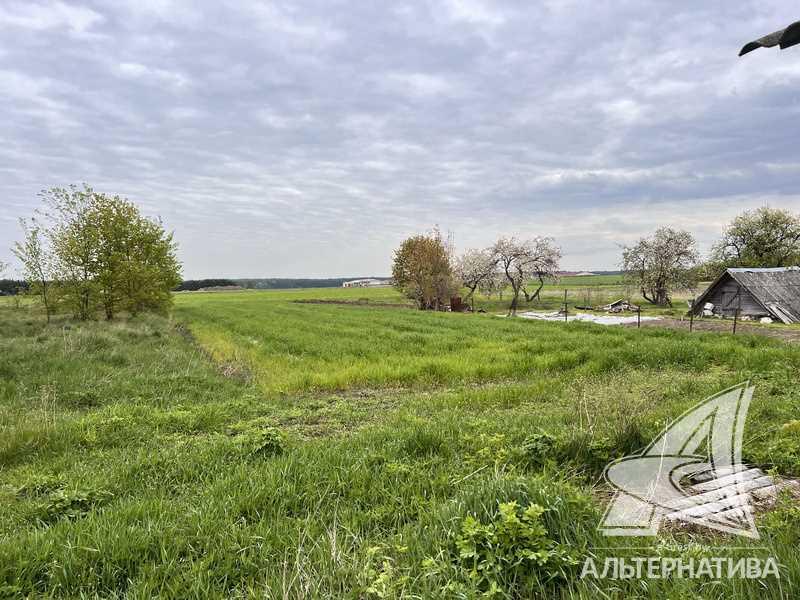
[0,280,29,296]
[175,278,389,291]
[174,279,238,291]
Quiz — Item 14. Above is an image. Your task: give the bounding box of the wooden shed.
[690,267,800,324]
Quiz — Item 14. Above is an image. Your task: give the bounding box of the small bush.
[520,431,557,468]
[455,501,577,596]
[36,489,113,524]
[237,427,287,458]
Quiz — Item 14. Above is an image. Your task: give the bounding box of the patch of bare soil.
[629,317,800,343]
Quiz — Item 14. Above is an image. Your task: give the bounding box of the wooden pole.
[733,288,742,335]
[637,305,641,329]
[564,289,568,322]
[689,298,695,332]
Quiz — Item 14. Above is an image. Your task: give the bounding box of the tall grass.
[174,290,800,394]
[0,292,798,598]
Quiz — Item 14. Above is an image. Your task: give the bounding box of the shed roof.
[693,267,800,324]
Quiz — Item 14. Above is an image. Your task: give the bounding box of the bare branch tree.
[491,237,561,315]
[622,228,699,307]
[477,268,505,301]
[454,248,497,310]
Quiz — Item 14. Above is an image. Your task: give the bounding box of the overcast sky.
[2,1,800,278]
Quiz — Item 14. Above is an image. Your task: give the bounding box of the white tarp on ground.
[510,311,662,326]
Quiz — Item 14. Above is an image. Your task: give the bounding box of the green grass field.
[1,286,799,598]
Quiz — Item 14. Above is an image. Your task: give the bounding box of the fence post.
[689,298,695,332]
[564,289,568,322]
[733,288,741,335]
[637,305,641,329]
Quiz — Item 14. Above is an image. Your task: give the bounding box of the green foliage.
[455,501,576,595]
[712,207,800,269]
[520,430,557,468]
[175,289,800,394]
[761,420,800,473]
[392,228,457,310]
[15,476,64,498]
[12,218,57,321]
[759,490,800,546]
[237,427,287,457]
[36,489,113,524]
[14,184,181,320]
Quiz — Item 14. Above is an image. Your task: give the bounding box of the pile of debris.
[572,299,640,312]
[600,299,640,313]
[694,301,774,324]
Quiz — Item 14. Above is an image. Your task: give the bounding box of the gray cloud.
[1,0,800,277]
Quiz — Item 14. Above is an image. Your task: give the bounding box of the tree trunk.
[508,286,520,316]
[41,280,51,324]
[522,276,545,303]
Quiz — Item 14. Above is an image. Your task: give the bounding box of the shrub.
[455,501,576,596]
[237,427,287,458]
[520,431,557,468]
[36,489,113,524]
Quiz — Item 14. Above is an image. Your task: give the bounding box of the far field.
[1,279,799,598]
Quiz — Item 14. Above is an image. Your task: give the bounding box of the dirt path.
[628,317,800,343]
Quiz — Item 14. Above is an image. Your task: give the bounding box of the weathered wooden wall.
[703,276,768,317]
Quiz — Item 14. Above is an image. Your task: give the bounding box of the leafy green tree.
[87,194,180,318]
[44,186,100,320]
[17,184,181,320]
[392,228,457,310]
[113,208,181,316]
[711,207,800,270]
[12,219,57,322]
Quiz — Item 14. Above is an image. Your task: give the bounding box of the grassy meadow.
[1,284,799,598]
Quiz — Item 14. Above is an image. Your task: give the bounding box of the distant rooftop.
[727,267,800,273]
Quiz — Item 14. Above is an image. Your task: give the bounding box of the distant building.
[689,267,800,324]
[342,278,388,288]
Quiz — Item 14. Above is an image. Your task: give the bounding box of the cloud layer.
[1,1,799,277]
